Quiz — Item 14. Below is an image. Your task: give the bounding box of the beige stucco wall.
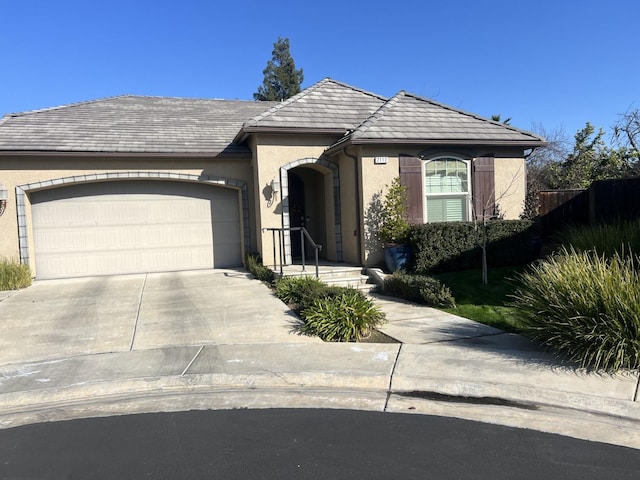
[337,152,358,265]
[0,143,529,276]
[355,147,528,267]
[359,148,403,266]
[252,134,339,266]
[494,156,526,219]
[0,155,254,274]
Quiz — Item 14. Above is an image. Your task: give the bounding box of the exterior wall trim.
[16,171,249,268]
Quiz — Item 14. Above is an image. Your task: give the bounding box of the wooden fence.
[538,177,640,234]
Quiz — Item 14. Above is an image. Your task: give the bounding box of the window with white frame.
[424,157,471,222]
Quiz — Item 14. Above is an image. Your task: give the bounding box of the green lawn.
[433,266,526,333]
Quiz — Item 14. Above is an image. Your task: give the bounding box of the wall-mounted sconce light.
[266,178,280,208]
[0,184,8,217]
[270,178,280,195]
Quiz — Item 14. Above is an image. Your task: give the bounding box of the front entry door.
[288,172,306,259]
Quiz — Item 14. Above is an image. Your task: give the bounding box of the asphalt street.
[1,408,639,479]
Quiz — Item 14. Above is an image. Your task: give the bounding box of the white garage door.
[31,180,242,279]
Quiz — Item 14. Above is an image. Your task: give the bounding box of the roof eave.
[0,149,252,159]
[234,126,348,143]
[325,138,548,156]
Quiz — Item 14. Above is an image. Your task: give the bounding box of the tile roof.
[330,91,545,149]
[237,78,387,135]
[0,79,545,156]
[0,96,278,156]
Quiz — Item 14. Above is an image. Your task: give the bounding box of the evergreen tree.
[550,123,631,189]
[254,37,304,101]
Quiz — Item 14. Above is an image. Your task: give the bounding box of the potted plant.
[378,177,411,272]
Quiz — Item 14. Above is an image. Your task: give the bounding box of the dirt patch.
[359,329,400,344]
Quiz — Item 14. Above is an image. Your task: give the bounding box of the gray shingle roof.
[0,96,278,156]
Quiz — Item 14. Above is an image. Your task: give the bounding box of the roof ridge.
[3,95,266,118]
[321,78,388,101]
[402,92,544,141]
[4,95,135,117]
[241,78,332,127]
[351,90,406,138]
[242,77,388,127]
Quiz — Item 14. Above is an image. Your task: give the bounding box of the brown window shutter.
[399,155,424,224]
[473,155,495,220]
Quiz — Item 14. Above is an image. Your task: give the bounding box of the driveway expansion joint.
[181,345,205,376]
[129,273,147,351]
[383,343,402,412]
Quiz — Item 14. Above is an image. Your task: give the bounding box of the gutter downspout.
[343,146,363,264]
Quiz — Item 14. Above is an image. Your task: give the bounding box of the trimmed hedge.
[408,220,541,274]
[383,272,455,308]
[244,252,275,283]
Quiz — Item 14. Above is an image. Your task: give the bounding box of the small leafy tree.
[378,177,410,244]
[473,165,523,285]
[254,36,304,101]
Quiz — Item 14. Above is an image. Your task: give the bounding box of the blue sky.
[1,0,638,141]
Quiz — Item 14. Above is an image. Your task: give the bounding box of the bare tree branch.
[613,105,640,155]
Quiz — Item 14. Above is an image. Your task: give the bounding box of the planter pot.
[384,243,411,272]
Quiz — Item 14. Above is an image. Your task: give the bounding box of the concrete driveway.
[0,269,319,366]
[2,269,639,450]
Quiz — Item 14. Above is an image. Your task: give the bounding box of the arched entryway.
[279,158,342,264]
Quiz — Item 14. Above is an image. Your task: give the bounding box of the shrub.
[0,258,32,290]
[383,272,455,308]
[244,252,274,283]
[378,177,410,244]
[275,277,387,341]
[301,289,385,341]
[274,275,327,312]
[408,220,541,274]
[554,219,640,259]
[511,247,640,371]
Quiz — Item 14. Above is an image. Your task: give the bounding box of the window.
[424,157,470,222]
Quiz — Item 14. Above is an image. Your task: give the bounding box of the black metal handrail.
[262,227,322,278]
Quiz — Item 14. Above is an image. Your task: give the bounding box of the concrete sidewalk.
[0,271,639,449]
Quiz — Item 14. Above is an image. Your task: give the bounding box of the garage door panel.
[31,180,241,279]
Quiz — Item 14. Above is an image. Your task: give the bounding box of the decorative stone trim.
[278,157,342,264]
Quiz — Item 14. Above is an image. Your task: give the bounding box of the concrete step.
[275,264,376,292]
[323,275,374,292]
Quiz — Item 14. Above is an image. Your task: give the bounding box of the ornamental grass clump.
[301,288,385,342]
[555,219,640,259]
[0,258,32,290]
[511,247,640,371]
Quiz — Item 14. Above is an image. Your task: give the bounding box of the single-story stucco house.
[0,78,545,280]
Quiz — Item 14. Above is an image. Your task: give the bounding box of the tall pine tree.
[254,37,304,101]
